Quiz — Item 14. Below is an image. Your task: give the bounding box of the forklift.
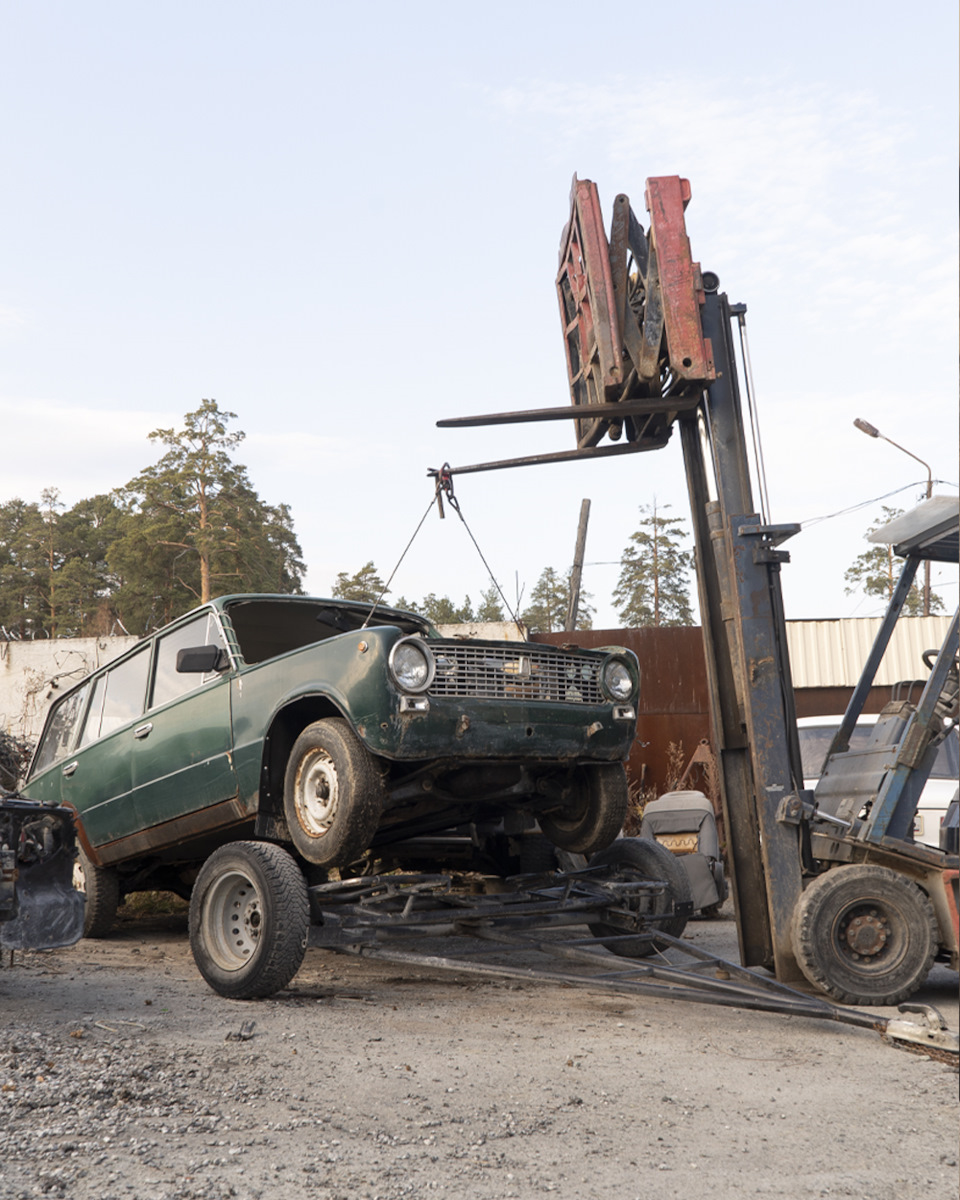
[435,174,959,1007]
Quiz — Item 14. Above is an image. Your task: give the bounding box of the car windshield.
[799,722,960,780]
[225,598,430,665]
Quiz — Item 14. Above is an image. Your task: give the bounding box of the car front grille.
[429,644,606,704]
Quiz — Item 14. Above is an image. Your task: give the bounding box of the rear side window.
[96,648,151,737]
[151,612,227,710]
[31,681,91,775]
[77,673,107,749]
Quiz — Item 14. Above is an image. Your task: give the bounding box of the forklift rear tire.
[792,864,938,1006]
[587,836,692,957]
[539,763,628,856]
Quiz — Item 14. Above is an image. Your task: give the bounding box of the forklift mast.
[436,174,959,993]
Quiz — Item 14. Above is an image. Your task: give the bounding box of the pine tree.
[844,506,944,615]
[614,501,693,627]
[476,583,505,622]
[109,400,304,632]
[331,561,387,604]
[0,402,303,638]
[417,594,474,625]
[522,568,594,634]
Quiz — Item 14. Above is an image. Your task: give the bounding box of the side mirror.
[176,645,230,674]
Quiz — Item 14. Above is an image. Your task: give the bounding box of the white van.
[797,715,959,848]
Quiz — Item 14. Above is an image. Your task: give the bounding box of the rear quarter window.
[31,681,91,775]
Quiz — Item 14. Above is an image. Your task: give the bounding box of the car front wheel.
[283,718,385,869]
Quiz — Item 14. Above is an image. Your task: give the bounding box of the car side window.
[77,672,108,749]
[97,647,151,737]
[150,613,227,710]
[31,681,91,775]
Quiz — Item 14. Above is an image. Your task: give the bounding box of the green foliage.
[0,400,304,638]
[331,561,388,604]
[417,594,475,625]
[844,506,944,615]
[475,583,506,623]
[613,502,693,628]
[521,567,594,634]
[0,729,33,791]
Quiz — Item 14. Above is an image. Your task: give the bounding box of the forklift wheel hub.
[841,911,889,959]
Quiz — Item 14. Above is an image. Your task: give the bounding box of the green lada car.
[23,594,638,996]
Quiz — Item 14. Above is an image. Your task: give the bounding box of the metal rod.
[437,396,700,428]
[426,440,665,478]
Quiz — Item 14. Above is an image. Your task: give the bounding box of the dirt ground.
[1,903,957,1200]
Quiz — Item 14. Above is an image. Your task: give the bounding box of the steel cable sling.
[363,464,524,636]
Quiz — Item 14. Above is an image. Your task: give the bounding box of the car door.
[24,678,93,808]
[129,610,239,846]
[60,645,152,852]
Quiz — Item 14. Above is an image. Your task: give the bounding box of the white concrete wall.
[0,636,139,743]
[435,621,527,642]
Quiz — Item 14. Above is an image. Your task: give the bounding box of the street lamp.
[853,418,933,616]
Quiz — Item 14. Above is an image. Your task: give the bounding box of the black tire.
[189,841,309,1000]
[283,718,385,869]
[73,848,120,939]
[539,763,628,856]
[518,833,559,875]
[587,836,692,957]
[792,864,938,1006]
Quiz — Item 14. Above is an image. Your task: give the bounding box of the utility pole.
[565,499,591,631]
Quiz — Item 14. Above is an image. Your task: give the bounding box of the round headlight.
[389,637,435,693]
[602,658,634,702]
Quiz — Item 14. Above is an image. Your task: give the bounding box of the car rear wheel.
[792,864,938,1006]
[189,841,309,999]
[283,718,385,869]
[587,836,692,957]
[539,763,628,856]
[73,848,120,939]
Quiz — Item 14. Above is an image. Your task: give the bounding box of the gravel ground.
[0,906,957,1200]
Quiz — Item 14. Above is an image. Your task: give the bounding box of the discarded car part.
[792,863,939,1006]
[586,836,692,955]
[21,595,639,904]
[189,840,309,1000]
[73,845,120,938]
[537,762,629,854]
[639,790,727,914]
[0,795,84,950]
[303,867,957,1064]
[885,1003,960,1063]
[283,718,385,868]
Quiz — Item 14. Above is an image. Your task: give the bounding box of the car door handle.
[133,723,154,740]
[61,761,78,777]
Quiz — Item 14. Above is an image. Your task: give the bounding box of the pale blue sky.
[1,1,957,626]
